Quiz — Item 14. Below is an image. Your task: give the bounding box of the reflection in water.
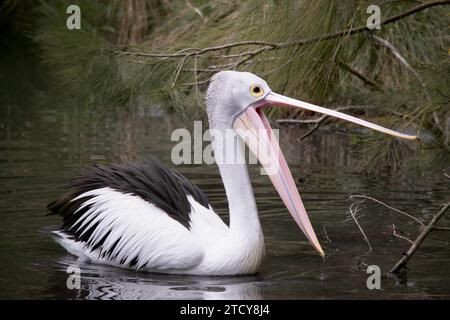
[55,256,262,300]
[0,55,449,299]
[1,98,449,299]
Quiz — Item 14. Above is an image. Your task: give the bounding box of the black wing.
[47,157,212,236]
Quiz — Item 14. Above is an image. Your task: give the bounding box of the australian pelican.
[48,71,418,275]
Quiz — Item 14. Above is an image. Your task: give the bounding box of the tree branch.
[298,117,328,141]
[336,61,384,91]
[277,0,450,50]
[113,1,450,63]
[373,35,431,99]
[389,202,450,274]
[277,106,374,141]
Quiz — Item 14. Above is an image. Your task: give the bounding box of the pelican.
[48,71,418,276]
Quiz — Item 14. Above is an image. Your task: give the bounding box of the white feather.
[58,187,204,272]
[55,187,265,275]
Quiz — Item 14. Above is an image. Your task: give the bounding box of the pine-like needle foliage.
[16,0,450,172]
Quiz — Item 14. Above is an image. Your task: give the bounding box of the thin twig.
[185,0,206,23]
[373,35,430,99]
[432,226,450,231]
[348,200,373,252]
[181,78,211,87]
[390,202,450,274]
[392,224,415,245]
[171,55,188,88]
[112,42,275,59]
[299,117,328,141]
[276,106,372,124]
[349,195,425,227]
[277,106,373,141]
[336,61,384,91]
[322,225,333,244]
[276,115,327,124]
[373,36,420,80]
[357,259,370,271]
[193,54,201,106]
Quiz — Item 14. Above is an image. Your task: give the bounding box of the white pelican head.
[206,71,418,257]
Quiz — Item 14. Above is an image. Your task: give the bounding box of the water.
[1,55,449,300]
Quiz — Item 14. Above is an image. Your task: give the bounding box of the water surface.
[0,56,449,300]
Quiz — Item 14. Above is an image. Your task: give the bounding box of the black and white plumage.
[48,159,229,273]
[49,159,210,231]
[49,71,417,276]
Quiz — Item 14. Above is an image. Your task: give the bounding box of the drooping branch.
[111,0,450,92]
[373,36,419,81]
[373,35,431,99]
[112,41,275,59]
[113,1,450,63]
[277,0,450,51]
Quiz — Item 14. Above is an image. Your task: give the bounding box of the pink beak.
[234,92,418,257]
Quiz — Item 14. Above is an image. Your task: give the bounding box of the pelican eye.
[250,84,264,98]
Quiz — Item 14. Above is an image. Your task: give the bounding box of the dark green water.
[0,51,449,300]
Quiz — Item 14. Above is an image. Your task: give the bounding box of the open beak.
[233,92,418,258]
[264,92,419,141]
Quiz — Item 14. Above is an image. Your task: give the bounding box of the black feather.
[48,157,212,240]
